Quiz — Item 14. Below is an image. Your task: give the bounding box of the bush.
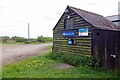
[11,36,26,42]
[37,36,46,43]
[37,35,53,43]
[49,52,100,68]
[15,37,26,42]
[44,37,53,42]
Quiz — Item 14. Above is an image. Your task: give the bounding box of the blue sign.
[79,28,88,36]
[68,39,73,45]
[68,40,72,44]
[63,31,75,36]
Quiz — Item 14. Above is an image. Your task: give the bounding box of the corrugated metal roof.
[68,6,119,30]
[106,15,120,21]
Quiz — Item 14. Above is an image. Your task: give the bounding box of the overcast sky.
[0,0,119,38]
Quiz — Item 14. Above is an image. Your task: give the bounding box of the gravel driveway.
[1,43,52,66]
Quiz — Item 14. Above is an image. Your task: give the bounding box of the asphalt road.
[1,43,52,66]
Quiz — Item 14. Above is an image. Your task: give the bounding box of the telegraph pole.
[28,23,30,40]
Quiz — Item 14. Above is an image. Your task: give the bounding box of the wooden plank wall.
[92,29,119,70]
[117,31,120,76]
[53,8,92,56]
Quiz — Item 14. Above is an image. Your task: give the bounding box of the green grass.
[1,42,21,44]
[2,52,118,78]
[32,41,52,44]
[0,67,1,79]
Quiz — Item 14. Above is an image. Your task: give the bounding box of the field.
[2,52,118,78]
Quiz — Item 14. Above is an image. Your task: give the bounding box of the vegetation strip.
[2,52,117,78]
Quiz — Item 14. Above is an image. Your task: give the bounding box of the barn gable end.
[53,6,93,56]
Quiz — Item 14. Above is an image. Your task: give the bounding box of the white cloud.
[0,0,119,38]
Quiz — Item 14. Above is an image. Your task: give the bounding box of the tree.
[11,36,17,40]
[2,36,10,42]
[45,37,53,42]
[37,35,45,42]
[12,36,26,42]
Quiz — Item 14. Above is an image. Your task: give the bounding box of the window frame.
[64,18,74,29]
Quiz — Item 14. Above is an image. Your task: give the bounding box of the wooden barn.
[53,6,120,69]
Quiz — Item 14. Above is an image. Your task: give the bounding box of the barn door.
[106,31,117,69]
[92,29,117,70]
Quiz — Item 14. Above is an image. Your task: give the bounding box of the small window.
[96,32,99,36]
[64,18,74,29]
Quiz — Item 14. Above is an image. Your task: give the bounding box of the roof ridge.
[68,6,104,17]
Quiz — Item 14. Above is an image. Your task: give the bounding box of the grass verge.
[1,42,52,45]
[47,52,100,68]
[2,52,118,78]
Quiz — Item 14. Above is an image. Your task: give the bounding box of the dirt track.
[1,43,52,66]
